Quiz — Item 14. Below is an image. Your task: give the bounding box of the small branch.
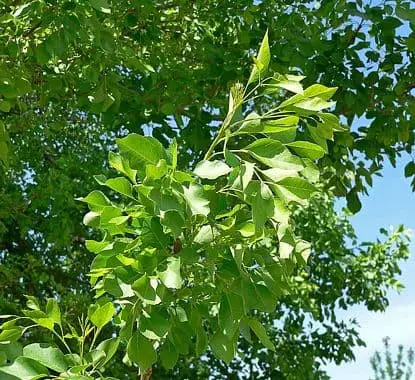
[140,367,152,380]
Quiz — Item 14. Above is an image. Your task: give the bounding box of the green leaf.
[131,275,161,305]
[246,181,274,231]
[149,188,184,215]
[183,184,210,216]
[108,151,137,183]
[193,225,218,244]
[180,247,199,264]
[248,31,271,84]
[245,318,275,351]
[239,112,261,131]
[158,257,182,289]
[45,299,61,326]
[25,296,40,310]
[278,225,295,259]
[85,239,112,254]
[346,189,362,214]
[78,191,111,212]
[285,141,325,160]
[0,142,8,166]
[291,97,335,112]
[160,340,178,370]
[193,160,232,179]
[15,78,31,96]
[105,177,134,199]
[116,134,166,176]
[0,101,11,112]
[161,210,184,238]
[145,160,168,181]
[404,161,415,178]
[23,343,68,373]
[210,332,236,363]
[31,317,55,331]
[238,115,299,143]
[0,357,49,379]
[196,327,208,356]
[245,138,303,170]
[303,84,338,100]
[140,312,169,340]
[90,302,114,329]
[0,328,23,343]
[141,218,169,249]
[108,216,130,225]
[261,168,299,183]
[229,162,255,190]
[127,332,156,373]
[266,74,304,94]
[262,115,299,126]
[254,284,276,312]
[219,296,238,336]
[225,149,240,167]
[95,338,119,367]
[273,177,317,205]
[166,139,178,169]
[90,0,111,13]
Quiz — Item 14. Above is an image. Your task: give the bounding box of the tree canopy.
[0,0,413,379]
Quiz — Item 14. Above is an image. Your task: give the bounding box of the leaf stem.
[52,329,72,354]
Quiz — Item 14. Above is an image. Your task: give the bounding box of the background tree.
[0,0,414,378]
[370,337,414,380]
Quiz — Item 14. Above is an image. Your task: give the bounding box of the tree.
[370,337,415,380]
[0,0,413,378]
[0,33,348,378]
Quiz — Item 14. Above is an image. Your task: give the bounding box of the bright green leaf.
[286,141,325,160]
[158,257,182,289]
[193,160,232,179]
[116,134,166,176]
[0,357,48,378]
[23,343,68,373]
[132,275,161,305]
[183,183,210,216]
[248,31,271,84]
[45,299,61,326]
[105,177,134,199]
[90,302,114,329]
[273,177,318,205]
[245,138,303,170]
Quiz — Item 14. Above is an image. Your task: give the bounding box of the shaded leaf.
[127,332,156,373]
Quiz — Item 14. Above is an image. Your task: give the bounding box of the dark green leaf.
[127,332,156,373]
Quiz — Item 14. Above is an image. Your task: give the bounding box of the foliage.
[370,337,415,380]
[0,297,119,379]
[0,0,413,378]
[152,195,411,379]
[1,0,413,313]
[0,33,346,378]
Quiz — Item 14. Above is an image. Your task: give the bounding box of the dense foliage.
[153,195,410,379]
[0,0,413,378]
[0,33,347,378]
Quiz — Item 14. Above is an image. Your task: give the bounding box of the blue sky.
[325,157,415,378]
